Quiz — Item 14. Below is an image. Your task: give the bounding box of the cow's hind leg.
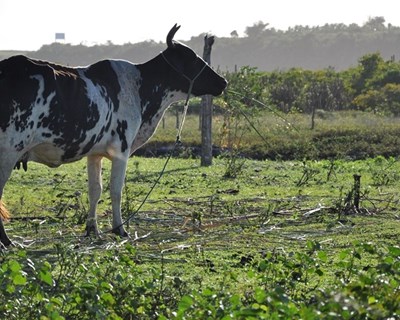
[110,157,129,237]
[0,157,16,247]
[85,155,103,236]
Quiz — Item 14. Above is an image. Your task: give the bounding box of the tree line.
[1,16,399,72]
[215,16,400,71]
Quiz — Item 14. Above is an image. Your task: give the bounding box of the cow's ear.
[167,24,181,48]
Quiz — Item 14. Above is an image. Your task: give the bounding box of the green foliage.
[266,68,309,112]
[221,151,246,179]
[367,156,400,186]
[353,83,400,115]
[351,53,386,95]
[172,241,400,319]
[296,161,321,186]
[1,241,398,319]
[218,51,400,119]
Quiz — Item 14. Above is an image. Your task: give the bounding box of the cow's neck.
[137,55,187,124]
[131,55,187,152]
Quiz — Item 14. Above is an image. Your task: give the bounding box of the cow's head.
[161,24,227,97]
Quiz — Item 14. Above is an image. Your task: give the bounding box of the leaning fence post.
[201,34,215,166]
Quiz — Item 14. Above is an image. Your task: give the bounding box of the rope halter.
[161,51,208,104]
[161,51,208,142]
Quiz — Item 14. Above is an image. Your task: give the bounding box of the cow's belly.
[29,143,83,167]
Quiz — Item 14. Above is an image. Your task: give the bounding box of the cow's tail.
[0,200,10,220]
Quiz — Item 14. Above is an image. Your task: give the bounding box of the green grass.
[1,156,399,319]
[147,109,400,160]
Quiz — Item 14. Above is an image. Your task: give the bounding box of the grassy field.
[145,109,400,160]
[1,154,399,319]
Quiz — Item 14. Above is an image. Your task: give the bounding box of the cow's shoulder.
[85,60,119,86]
[84,60,123,111]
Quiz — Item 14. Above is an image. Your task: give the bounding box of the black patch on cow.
[0,56,40,132]
[84,60,121,112]
[104,110,113,133]
[137,57,171,126]
[14,141,24,151]
[116,120,128,152]
[14,153,28,171]
[39,73,100,160]
[81,134,97,155]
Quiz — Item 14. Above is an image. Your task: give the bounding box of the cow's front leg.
[85,156,103,236]
[110,157,129,237]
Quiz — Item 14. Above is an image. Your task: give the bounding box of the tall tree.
[245,21,269,38]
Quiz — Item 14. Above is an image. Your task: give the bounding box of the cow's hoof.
[85,225,99,237]
[112,226,129,238]
[0,238,14,249]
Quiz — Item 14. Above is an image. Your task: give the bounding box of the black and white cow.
[0,24,227,246]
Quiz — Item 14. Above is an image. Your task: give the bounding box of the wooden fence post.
[201,34,215,166]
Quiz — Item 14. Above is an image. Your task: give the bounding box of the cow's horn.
[167,24,181,48]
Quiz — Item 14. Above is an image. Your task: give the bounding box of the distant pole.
[201,34,215,166]
[353,174,361,210]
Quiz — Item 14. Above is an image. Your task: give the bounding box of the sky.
[1,0,399,51]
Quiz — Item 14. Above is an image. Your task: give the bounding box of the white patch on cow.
[30,75,57,125]
[30,75,53,101]
[109,60,141,108]
[108,60,143,154]
[78,69,108,107]
[19,75,60,165]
